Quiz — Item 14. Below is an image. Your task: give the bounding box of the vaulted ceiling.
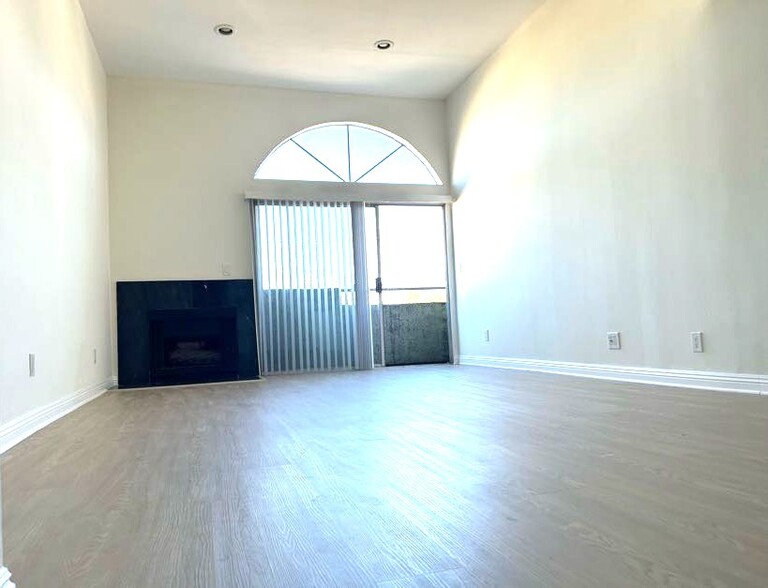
[79,0,544,99]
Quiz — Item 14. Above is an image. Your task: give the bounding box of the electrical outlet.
[93,348,98,364]
[607,332,621,350]
[29,353,36,377]
[484,329,490,343]
[691,331,704,353]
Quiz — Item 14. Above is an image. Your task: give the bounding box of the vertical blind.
[252,200,357,374]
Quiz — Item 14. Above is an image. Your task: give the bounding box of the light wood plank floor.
[4,366,768,587]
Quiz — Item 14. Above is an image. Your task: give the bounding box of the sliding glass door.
[252,200,452,374]
[366,205,450,366]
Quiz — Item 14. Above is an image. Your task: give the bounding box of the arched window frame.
[246,122,452,204]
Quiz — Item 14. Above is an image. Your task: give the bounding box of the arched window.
[255,123,441,185]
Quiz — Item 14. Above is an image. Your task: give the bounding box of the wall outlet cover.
[607,332,621,350]
[691,331,704,353]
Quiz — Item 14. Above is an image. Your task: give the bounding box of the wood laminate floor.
[4,365,768,587]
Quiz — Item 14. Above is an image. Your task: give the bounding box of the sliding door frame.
[370,206,386,367]
[365,202,458,367]
[350,202,375,370]
[444,203,460,365]
[247,183,459,374]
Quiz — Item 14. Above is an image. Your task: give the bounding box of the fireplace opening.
[165,337,223,367]
[149,308,239,385]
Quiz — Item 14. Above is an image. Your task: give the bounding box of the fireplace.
[149,307,239,386]
[117,280,258,388]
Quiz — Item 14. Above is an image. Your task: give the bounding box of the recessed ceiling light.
[215,24,235,37]
[374,39,394,51]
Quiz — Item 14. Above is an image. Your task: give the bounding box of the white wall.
[108,77,448,282]
[0,0,112,426]
[448,0,768,375]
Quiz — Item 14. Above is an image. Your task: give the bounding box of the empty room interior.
[2,0,768,586]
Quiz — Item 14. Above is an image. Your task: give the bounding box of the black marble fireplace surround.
[117,280,259,388]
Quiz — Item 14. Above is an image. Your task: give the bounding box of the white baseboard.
[0,566,15,588]
[460,356,767,395]
[0,376,117,454]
